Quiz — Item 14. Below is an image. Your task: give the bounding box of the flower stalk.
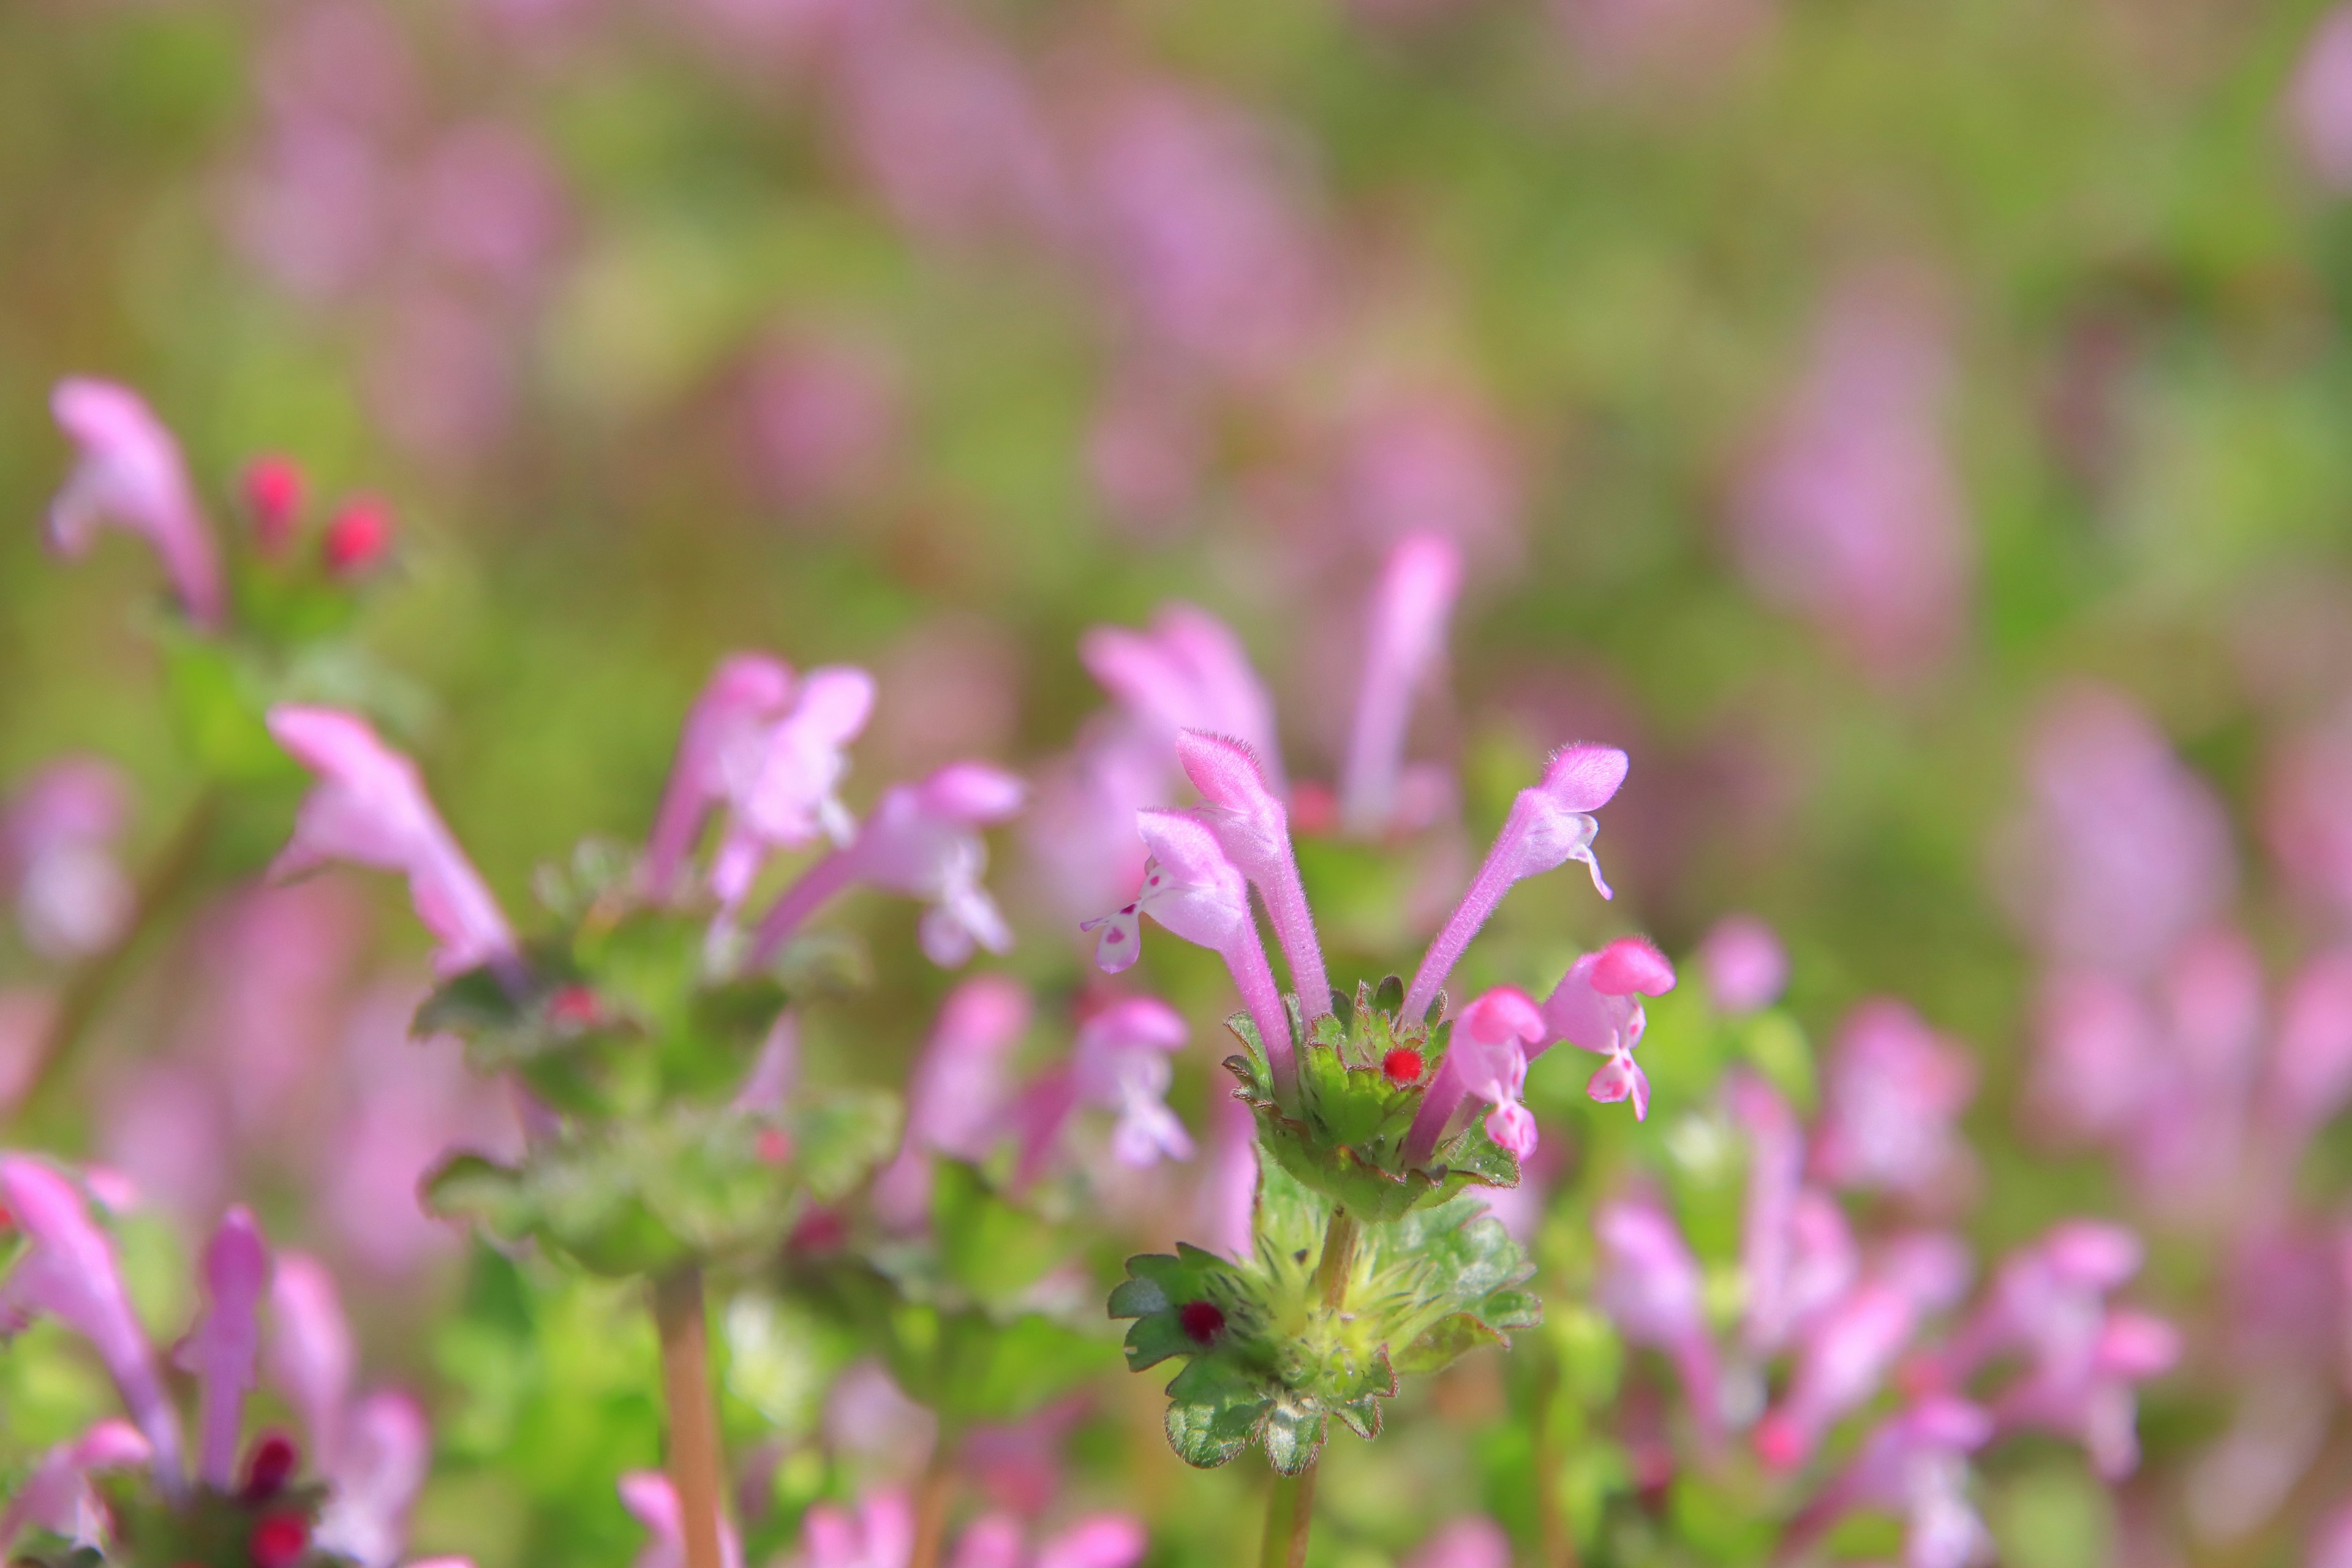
[1258,1463,1317,1568]
[651,1267,729,1568]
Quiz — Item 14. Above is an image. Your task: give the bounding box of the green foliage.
[1225,980,1520,1224]
[424,1088,897,1276]
[1112,1161,1539,1474]
[783,1160,1118,1430]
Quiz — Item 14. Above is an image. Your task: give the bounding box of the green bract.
[1112,1161,1539,1476]
[1226,978,1520,1223]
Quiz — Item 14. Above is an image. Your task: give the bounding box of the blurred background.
[7,0,2352,1562]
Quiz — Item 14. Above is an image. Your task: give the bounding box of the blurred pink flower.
[873,976,1035,1228]
[1594,1196,1723,1444]
[268,706,516,978]
[1340,533,1463,837]
[1330,394,1518,567]
[1991,1308,2178,1478]
[1401,1517,1512,1568]
[1811,1000,1975,1199]
[1730,270,1970,676]
[646,654,798,900]
[2,757,133,962]
[2265,708,2352,925]
[1079,85,1324,382]
[1194,1091,1259,1262]
[409,121,568,296]
[744,334,902,513]
[45,379,224,628]
[1551,0,1773,81]
[1789,1397,1993,1568]
[1999,685,2236,976]
[1697,914,1787,1016]
[620,1471,745,1568]
[2290,4,2352,192]
[1085,364,1206,535]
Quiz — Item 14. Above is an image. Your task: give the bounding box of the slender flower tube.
[1593,1198,1724,1446]
[0,1157,186,1494]
[1175,731,1328,1019]
[183,1206,271,1491]
[1401,744,1626,1024]
[1539,936,1678,1121]
[1924,1221,2141,1393]
[1991,1308,2178,1479]
[1402,986,1546,1166]
[643,654,795,899]
[1080,606,1285,788]
[1084,809,1294,1087]
[45,378,224,629]
[1340,533,1462,836]
[266,707,516,979]
[873,976,1035,1229]
[1789,1397,1994,1568]
[750,762,1025,968]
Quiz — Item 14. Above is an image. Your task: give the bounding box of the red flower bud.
[1382,1047,1423,1085]
[242,1430,300,1500]
[241,456,306,554]
[322,496,394,576]
[250,1511,309,1568]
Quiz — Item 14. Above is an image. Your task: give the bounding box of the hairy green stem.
[1258,1462,1318,1568]
[652,1267,728,1568]
[1314,1210,1357,1311]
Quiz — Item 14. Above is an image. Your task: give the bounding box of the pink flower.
[1999,685,2236,977]
[1540,937,1678,1123]
[1926,1222,2142,1396]
[1330,394,1519,566]
[1401,1517,1512,1568]
[1083,810,1294,1087]
[2290,5,2352,192]
[1732,1075,1858,1357]
[751,762,1025,969]
[1401,744,1629,1024]
[2266,947,2352,1149]
[744,335,901,512]
[0,1158,185,1493]
[1403,986,1548,1164]
[873,976,1035,1228]
[1069,997,1194,1167]
[1755,1273,1936,1473]
[182,1207,271,1491]
[1729,269,1970,675]
[1194,1091,1259,1263]
[619,1470,745,1568]
[1175,731,1329,1023]
[1697,914,1787,1016]
[266,706,516,978]
[1340,533,1464,837]
[1079,85,1324,382]
[709,667,878,908]
[0,1419,151,1553]
[1791,1398,1994,1568]
[45,378,224,628]
[1991,1308,2178,1478]
[2,757,133,962]
[1594,1197,1723,1444]
[1811,1000,1974,1197]
[2265,709,2352,925]
[788,1487,916,1568]
[1079,607,1284,783]
[645,654,796,899]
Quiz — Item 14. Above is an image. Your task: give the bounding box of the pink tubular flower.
[1792,1398,1994,1568]
[744,333,901,513]
[709,666,877,907]
[1175,731,1329,1019]
[1733,1075,1860,1357]
[752,762,1025,968]
[1811,1000,1974,1197]
[1340,533,1463,836]
[644,654,796,899]
[2,757,134,962]
[1069,997,1193,1167]
[1697,914,1788,1016]
[1754,1280,1924,1472]
[2264,710,2352,924]
[1999,685,2236,978]
[2265,948,2352,1149]
[873,976,1034,1228]
[2290,5,2352,192]
[1992,1308,2179,1478]
[1400,744,1629,1024]
[183,1207,271,1491]
[1540,937,1678,1123]
[1926,1222,2141,1396]
[788,1487,916,1568]
[1403,986,1547,1164]
[1594,1197,1723,1444]
[1079,607,1284,785]
[1084,809,1294,1088]
[1196,1091,1259,1262]
[620,1471,745,1568]
[0,1419,151,1552]
[0,1158,185,1493]
[266,706,515,978]
[1728,269,1969,676]
[45,378,224,628]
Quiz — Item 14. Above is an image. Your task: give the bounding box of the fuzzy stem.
[747,846,856,968]
[1221,924,1298,1100]
[1401,806,1534,1027]
[1314,1209,1358,1311]
[1257,1462,1319,1568]
[1253,848,1331,1028]
[16,790,219,1123]
[652,1267,728,1568]
[1400,1052,1468,1169]
[909,1441,957,1568]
